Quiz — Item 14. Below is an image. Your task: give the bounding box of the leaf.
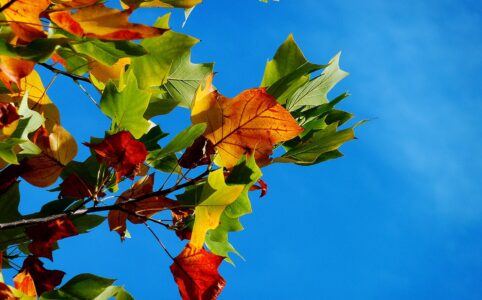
[11,93,43,154]
[189,168,244,249]
[25,216,78,260]
[20,125,78,187]
[49,5,168,40]
[191,75,303,168]
[0,0,49,43]
[13,270,37,297]
[131,16,198,89]
[249,178,268,197]
[0,182,21,223]
[286,52,348,111]
[0,138,24,164]
[16,256,64,296]
[56,273,115,299]
[73,40,146,66]
[0,282,16,300]
[164,51,214,108]
[0,56,35,89]
[108,174,175,239]
[261,34,308,87]
[84,131,148,182]
[276,123,355,165]
[89,57,130,84]
[170,244,225,300]
[100,72,151,138]
[148,123,206,161]
[178,136,215,169]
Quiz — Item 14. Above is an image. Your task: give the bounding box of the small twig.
[74,80,99,107]
[0,0,19,13]
[39,63,91,84]
[144,223,175,260]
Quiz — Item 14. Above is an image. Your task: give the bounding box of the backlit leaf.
[0,0,49,43]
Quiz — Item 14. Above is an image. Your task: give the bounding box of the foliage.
[0,0,361,299]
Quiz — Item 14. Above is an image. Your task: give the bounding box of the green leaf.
[0,138,25,164]
[287,52,348,111]
[164,51,213,108]
[276,123,355,165]
[11,92,43,155]
[144,88,179,118]
[148,123,206,159]
[0,38,68,62]
[131,16,198,89]
[139,125,168,151]
[71,215,105,234]
[55,47,90,76]
[147,153,181,174]
[57,274,116,299]
[100,72,151,138]
[73,40,147,66]
[0,183,21,223]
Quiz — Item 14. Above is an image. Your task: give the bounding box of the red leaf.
[170,245,226,300]
[108,174,175,239]
[178,136,215,169]
[172,208,193,241]
[16,256,64,296]
[84,131,148,182]
[0,102,19,129]
[13,270,36,297]
[0,282,15,300]
[26,216,78,260]
[59,173,95,199]
[249,179,268,198]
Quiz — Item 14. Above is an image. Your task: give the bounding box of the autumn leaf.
[20,124,78,187]
[249,179,268,198]
[49,5,168,40]
[85,131,148,183]
[16,256,64,296]
[0,56,35,91]
[170,244,225,300]
[108,174,175,239]
[0,0,49,43]
[59,173,95,199]
[13,270,36,297]
[191,75,303,168]
[89,57,130,84]
[25,216,78,260]
[189,168,244,249]
[0,282,15,300]
[178,136,215,169]
[0,102,19,135]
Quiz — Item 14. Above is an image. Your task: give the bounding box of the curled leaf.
[16,256,64,295]
[170,244,225,300]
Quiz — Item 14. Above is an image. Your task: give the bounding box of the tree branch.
[0,0,17,13]
[39,63,92,84]
[0,169,210,231]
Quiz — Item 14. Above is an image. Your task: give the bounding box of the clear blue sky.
[9,0,482,299]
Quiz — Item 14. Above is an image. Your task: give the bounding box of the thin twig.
[39,63,91,83]
[74,79,99,107]
[144,223,175,260]
[0,0,19,13]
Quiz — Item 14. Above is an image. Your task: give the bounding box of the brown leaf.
[59,173,95,199]
[0,282,16,300]
[191,75,303,168]
[170,244,225,300]
[26,216,78,260]
[178,136,215,169]
[20,125,78,187]
[85,131,147,183]
[0,0,49,43]
[172,208,193,241]
[108,174,175,239]
[49,5,168,40]
[16,256,64,296]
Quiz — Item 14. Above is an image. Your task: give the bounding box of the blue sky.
[7,0,482,299]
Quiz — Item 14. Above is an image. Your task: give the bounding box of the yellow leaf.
[189,169,244,249]
[191,75,303,168]
[0,0,49,43]
[89,57,130,84]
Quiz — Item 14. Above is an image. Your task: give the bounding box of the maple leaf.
[16,256,64,296]
[13,269,37,297]
[170,244,226,300]
[108,174,175,239]
[0,0,49,43]
[190,168,244,249]
[49,5,168,40]
[85,131,148,182]
[25,216,78,260]
[20,124,78,187]
[191,75,303,168]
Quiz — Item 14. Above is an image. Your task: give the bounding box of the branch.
[39,63,92,84]
[0,0,17,13]
[0,169,210,231]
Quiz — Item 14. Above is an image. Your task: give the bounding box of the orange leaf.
[16,256,64,295]
[25,216,78,260]
[49,5,168,40]
[108,174,175,239]
[89,57,130,83]
[191,76,303,168]
[0,56,35,90]
[20,125,77,187]
[170,244,225,300]
[0,0,49,43]
[13,270,37,298]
